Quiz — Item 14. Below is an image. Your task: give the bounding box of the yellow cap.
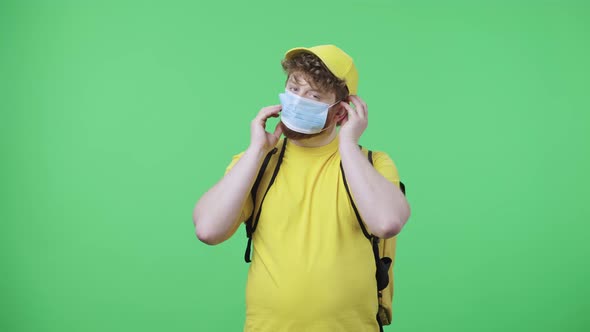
[284,44,359,95]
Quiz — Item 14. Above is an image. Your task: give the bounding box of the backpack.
[243,138,407,328]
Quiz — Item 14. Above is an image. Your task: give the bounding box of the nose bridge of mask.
[285,90,331,110]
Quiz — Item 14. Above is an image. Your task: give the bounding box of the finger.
[254,106,282,129]
[348,96,363,117]
[349,96,366,119]
[256,105,282,122]
[273,121,283,138]
[352,95,367,111]
[339,101,356,121]
[356,96,368,118]
[340,113,349,126]
[350,96,366,115]
[341,100,361,120]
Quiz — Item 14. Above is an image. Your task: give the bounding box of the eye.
[289,86,299,92]
[312,94,320,100]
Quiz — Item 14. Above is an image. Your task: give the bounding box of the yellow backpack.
[243,138,407,328]
[377,233,398,325]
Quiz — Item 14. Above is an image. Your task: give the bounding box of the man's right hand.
[250,105,283,153]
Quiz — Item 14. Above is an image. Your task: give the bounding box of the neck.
[289,125,338,148]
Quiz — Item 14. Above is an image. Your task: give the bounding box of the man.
[193,45,411,331]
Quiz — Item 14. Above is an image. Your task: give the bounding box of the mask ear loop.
[313,100,343,134]
[329,100,341,108]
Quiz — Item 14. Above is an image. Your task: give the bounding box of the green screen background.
[2,1,589,331]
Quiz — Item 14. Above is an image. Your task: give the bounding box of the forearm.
[193,146,266,245]
[339,141,410,238]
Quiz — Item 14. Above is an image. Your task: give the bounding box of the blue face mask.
[279,90,339,134]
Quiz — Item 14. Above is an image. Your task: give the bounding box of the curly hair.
[281,52,349,102]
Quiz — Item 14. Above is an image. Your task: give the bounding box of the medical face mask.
[279,89,339,134]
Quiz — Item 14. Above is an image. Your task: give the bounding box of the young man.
[193,45,411,331]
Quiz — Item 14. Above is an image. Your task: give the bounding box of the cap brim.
[284,47,315,60]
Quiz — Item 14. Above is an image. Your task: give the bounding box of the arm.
[339,143,410,238]
[193,105,283,245]
[338,96,411,239]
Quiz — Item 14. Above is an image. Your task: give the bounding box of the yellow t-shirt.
[225,136,401,332]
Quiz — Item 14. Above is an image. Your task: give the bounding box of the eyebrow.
[288,78,321,93]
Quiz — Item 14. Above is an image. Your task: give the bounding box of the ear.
[333,105,347,124]
[339,104,348,115]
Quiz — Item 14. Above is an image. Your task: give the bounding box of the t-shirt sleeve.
[224,152,254,223]
[371,151,402,188]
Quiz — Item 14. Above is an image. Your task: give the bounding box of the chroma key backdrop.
[2,1,589,331]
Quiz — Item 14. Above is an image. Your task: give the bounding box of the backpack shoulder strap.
[341,147,393,292]
[244,138,288,263]
[340,148,406,236]
[340,146,373,240]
